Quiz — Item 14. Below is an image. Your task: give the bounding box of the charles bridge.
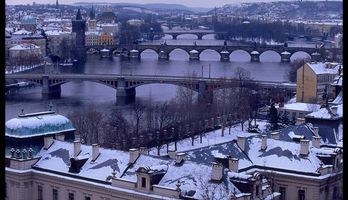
[6,73,296,105]
[87,43,341,62]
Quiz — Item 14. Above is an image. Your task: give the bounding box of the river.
[5,35,310,120]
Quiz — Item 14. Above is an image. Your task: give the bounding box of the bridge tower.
[72,9,86,63]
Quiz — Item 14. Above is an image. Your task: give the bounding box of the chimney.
[312,136,321,148]
[44,136,54,150]
[55,133,65,141]
[129,148,140,164]
[211,162,223,181]
[168,150,176,159]
[271,132,279,140]
[228,158,239,172]
[139,147,148,155]
[237,136,246,151]
[261,135,267,150]
[312,127,319,136]
[300,140,310,156]
[296,118,306,125]
[175,152,186,164]
[92,144,100,161]
[331,106,338,115]
[73,140,81,158]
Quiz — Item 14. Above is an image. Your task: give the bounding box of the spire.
[76,8,82,20]
[56,0,59,9]
[89,5,95,20]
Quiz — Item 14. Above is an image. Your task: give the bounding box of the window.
[141,177,146,188]
[68,193,74,200]
[298,189,305,200]
[255,184,259,196]
[85,197,91,200]
[332,187,337,199]
[279,187,286,200]
[38,185,43,200]
[53,189,58,200]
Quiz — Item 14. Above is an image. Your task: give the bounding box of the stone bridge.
[162,30,224,40]
[6,73,296,104]
[86,43,341,62]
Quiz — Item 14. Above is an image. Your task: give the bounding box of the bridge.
[162,30,224,40]
[86,43,341,62]
[5,73,296,104]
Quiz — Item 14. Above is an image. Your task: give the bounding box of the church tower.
[72,9,86,63]
[88,5,97,31]
[56,0,59,9]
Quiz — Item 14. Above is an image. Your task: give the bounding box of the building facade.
[296,62,341,104]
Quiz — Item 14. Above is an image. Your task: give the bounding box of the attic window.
[141,177,146,188]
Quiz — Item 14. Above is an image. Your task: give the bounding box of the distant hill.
[74,2,210,13]
[210,1,342,21]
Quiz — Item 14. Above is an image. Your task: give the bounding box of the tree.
[132,103,145,137]
[268,103,279,130]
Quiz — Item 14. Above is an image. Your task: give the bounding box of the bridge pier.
[116,78,135,105]
[172,35,177,40]
[197,35,203,40]
[220,51,230,62]
[250,51,260,62]
[130,50,140,60]
[198,81,213,105]
[281,51,291,62]
[158,51,169,60]
[42,76,61,99]
[189,50,199,61]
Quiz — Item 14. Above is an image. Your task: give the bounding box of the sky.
[5,0,315,8]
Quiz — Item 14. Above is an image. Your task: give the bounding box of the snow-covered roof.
[159,161,239,199]
[331,91,342,105]
[184,141,253,170]
[281,51,291,55]
[244,137,322,174]
[250,51,259,54]
[34,140,130,181]
[331,74,342,87]
[100,49,110,52]
[5,111,75,138]
[306,104,342,120]
[12,29,32,35]
[307,62,341,75]
[189,49,198,53]
[277,102,320,112]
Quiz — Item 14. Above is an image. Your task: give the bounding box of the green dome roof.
[5,111,75,138]
[21,15,37,24]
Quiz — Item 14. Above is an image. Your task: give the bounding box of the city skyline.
[5,0,340,8]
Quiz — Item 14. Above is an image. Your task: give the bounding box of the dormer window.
[141,177,146,188]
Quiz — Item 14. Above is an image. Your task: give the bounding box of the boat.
[59,58,75,67]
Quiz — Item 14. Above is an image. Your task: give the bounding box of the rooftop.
[5,111,75,138]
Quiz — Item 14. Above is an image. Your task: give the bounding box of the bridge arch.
[48,79,118,90]
[139,49,159,59]
[259,50,281,62]
[168,48,190,60]
[176,34,199,40]
[290,51,312,61]
[201,34,216,40]
[199,49,221,61]
[230,50,251,62]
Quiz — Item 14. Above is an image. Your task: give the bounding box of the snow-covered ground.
[148,120,269,156]
[5,63,43,74]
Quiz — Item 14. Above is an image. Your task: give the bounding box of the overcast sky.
[5,0,314,8]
